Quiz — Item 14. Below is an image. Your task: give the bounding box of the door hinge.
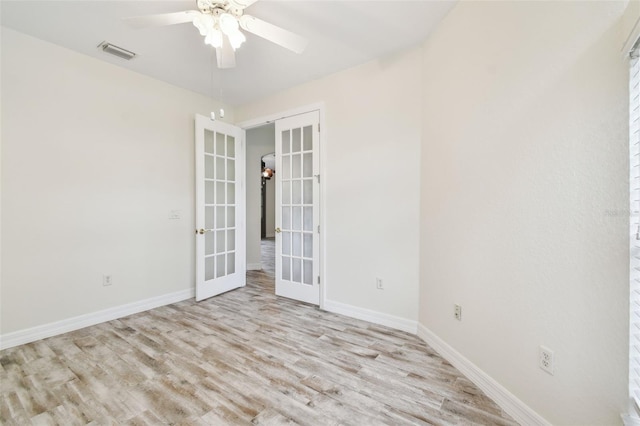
[317,225,320,234]
[315,174,320,183]
[317,276,320,284]
[318,123,320,133]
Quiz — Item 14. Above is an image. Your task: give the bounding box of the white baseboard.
[247,263,262,271]
[323,299,418,334]
[417,323,550,426]
[623,413,640,426]
[622,399,640,426]
[0,288,194,351]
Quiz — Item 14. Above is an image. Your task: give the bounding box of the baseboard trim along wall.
[417,323,550,426]
[623,413,640,426]
[323,299,418,334]
[246,263,263,271]
[0,288,195,350]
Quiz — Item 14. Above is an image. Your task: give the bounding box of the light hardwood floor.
[0,240,517,425]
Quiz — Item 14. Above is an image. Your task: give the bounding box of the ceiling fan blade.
[124,11,198,29]
[239,15,307,54]
[216,36,236,69]
[228,0,259,9]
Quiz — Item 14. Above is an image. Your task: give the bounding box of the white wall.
[1,28,233,335]
[419,1,629,424]
[245,124,275,269]
[237,48,422,323]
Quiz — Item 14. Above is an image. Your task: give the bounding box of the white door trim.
[236,103,325,130]
[238,103,327,310]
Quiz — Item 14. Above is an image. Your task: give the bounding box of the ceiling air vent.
[97,41,137,60]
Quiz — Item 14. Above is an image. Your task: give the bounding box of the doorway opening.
[240,104,325,308]
[260,152,276,277]
[245,123,276,285]
[261,152,276,239]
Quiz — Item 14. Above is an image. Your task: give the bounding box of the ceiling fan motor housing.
[197,0,246,17]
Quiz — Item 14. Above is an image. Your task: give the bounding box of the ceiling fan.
[124,0,308,69]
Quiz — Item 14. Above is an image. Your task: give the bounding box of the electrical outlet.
[376,277,383,290]
[454,304,462,321]
[539,346,554,375]
[103,275,113,286]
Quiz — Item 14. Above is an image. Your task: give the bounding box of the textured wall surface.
[419,2,629,424]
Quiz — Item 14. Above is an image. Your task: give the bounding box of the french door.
[275,111,320,305]
[195,115,245,301]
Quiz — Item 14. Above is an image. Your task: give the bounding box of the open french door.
[275,111,320,305]
[195,115,245,301]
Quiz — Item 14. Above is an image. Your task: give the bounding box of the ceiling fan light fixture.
[219,13,239,34]
[227,30,246,50]
[192,13,214,36]
[205,28,223,48]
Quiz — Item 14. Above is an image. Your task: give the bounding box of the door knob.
[197,228,214,235]
[275,227,281,234]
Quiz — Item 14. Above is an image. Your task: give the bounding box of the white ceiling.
[1,0,456,106]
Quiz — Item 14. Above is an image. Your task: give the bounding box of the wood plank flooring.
[1,240,517,425]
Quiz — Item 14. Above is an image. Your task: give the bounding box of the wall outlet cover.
[454,304,462,321]
[539,345,554,375]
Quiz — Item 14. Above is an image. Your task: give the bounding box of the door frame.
[237,103,327,310]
